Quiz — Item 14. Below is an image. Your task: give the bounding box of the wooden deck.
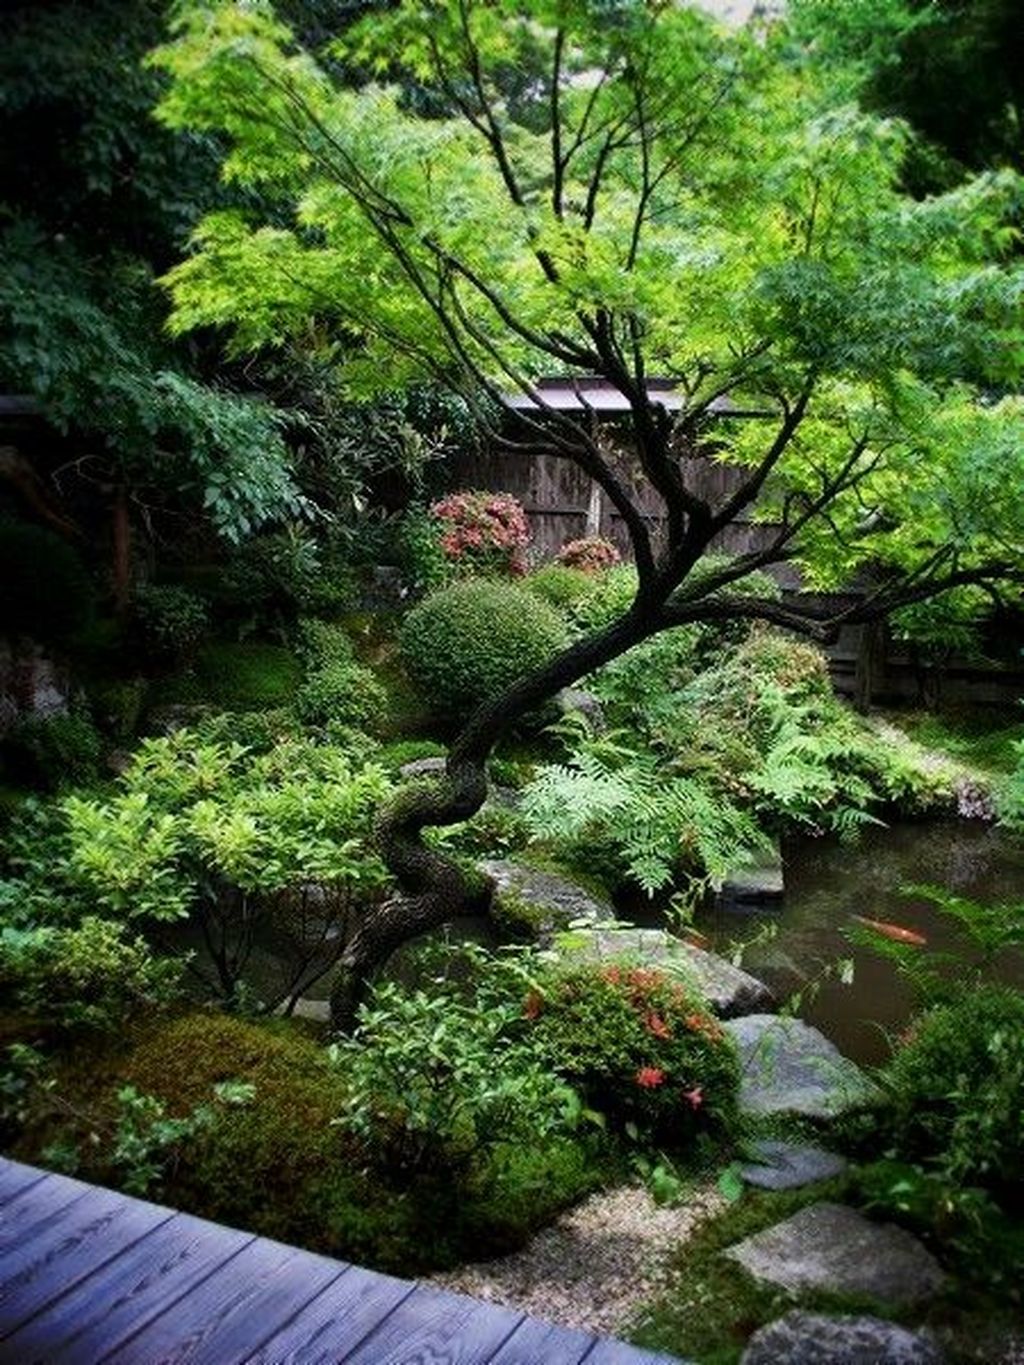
[0,1157,685,1363]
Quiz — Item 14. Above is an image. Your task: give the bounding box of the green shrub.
[221,529,356,625]
[295,660,388,730]
[294,617,356,666]
[193,707,303,752]
[333,980,582,1177]
[567,564,639,633]
[0,520,95,644]
[877,985,1024,1197]
[3,711,102,790]
[85,677,147,742]
[400,580,567,720]
[524,564,595,614]
[47,730,393,1004]
[0,918,180,1031]
[134,584,209,663]
[527,961,741,1146]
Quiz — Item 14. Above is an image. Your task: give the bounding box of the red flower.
[683,1086,704,1110]
[627,967,664,992]
[644,1011,672,1040]
[635,1066,666,1089]
[601,965,623,985]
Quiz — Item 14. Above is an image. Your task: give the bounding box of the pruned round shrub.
[400,580,567,720]
[556,536,621,573]
[878,985,1024,1197]
[524,564,595,614]
[295,660,387,731]
[527,961,740,1145]
[134,584,209,664]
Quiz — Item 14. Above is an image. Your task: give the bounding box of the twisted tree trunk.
[328,609,654,1030]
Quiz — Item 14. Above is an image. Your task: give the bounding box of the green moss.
[490,887,549,941]
[13,1010,609,1276]
[156,642,302,711]
[885,706,1024,777]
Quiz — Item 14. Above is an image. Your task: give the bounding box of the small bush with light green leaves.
[4,729,392,1010]
[875,984,1024,1198]
[332,977,586,1179]
[0,918,180,1032]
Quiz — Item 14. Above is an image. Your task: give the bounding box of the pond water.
[694,819,1024,1066]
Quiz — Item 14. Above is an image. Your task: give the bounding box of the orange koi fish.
[851,915,928,947]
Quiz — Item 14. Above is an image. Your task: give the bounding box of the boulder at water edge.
[741,1311,945,1365]
[725,1203,945,1306]
[483,859,616,939]
[558,925,772,1017]
[723,1014,880,1118]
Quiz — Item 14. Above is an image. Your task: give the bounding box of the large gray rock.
[558,926,772,1018]
[719,845,784,911]
[483,859,615,939]
[741,1312,945,1365]
[555,686,605,732]
[740,1140,847,1191]
[725,1203,945,1306]
[724,1014,880,1118]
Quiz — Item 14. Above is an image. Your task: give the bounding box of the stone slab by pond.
[718,845,784,911]
[557,926,772,1018]
[739,1140,847,1191]
[741,1311,945,1365]
[483,859,616,937]
[725,1203,945,1306]
[723,1014,880,1118]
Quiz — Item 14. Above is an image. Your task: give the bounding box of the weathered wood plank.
[247,1264,417,1363]
[0,1211,254,1363]
[0,1182,174,1341]
[344,1283,524,1365]
[103,1235,347,1365]
[486,1314,597,1365]
[0,1161,48,1208]
[584,1338,687,1364]
[0,1161,685,1365]
[0,1174,92,1253]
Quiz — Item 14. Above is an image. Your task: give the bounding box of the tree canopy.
[153,0,1023,604]
[151,0,1024,1021]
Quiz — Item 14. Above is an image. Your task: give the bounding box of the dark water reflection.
[696,820,1024,1066]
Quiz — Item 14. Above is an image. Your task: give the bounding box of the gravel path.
[431,1182,725,1336]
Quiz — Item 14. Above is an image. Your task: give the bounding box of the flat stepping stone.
[725,1203,945,1306]
[740,1140,847,1191]
[741,1311,945,1364]
[723,1014,880,1117]
[558,926,772,1017]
